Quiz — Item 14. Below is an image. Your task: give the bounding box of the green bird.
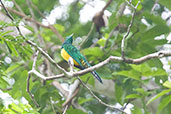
[61,34,103,83]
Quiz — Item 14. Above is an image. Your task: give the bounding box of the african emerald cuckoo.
[61,35,103,83]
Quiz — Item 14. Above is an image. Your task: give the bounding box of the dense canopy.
[0,0,171,114]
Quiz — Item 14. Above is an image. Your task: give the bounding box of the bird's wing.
[63,44,103,83]
[63,44,88,69]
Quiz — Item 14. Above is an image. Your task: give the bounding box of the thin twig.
[12,0,25,14]
[26,50,40,107]
[32,50,39,69]
[9,107,21,114]
[151,0,159,13]
[50,97,57,114]
[0,5,64,42]
[31,3,46,18]
[103,26,116,49]
[63,59,81,107]
[52,81,69,98]
[62,105,69,114]
[26,74,39,107]
[125,0,134,8]
[102,0,113,12]
[26,40,67,74]
[26,0,45,45]
[121,0,141,59]
[62,80,80,107]
[0,0,21,34]
[0,87,12,91]
[77,76,127,114]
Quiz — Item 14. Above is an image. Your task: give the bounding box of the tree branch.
[0,4,64,42]
[62,105,69,114]
[25,50,171,81]
[25,40,68,75]
[151,0,159,13]
[26,51,40,107]
[62,83,80,107]
[77,76,127,114]
[121,0,141,59]
[102,0,113,12]
[27,73,40,107]
[28,51,69,98]
[12,0,24,14]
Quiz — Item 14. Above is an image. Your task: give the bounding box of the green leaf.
[159,0,171,10]
[115,84,123,104]
[78,97,93,105]
[143,69,167,77]
[0,76,9,88]
[67,107,87,114]
[6,41,19,57]
[131,106,143,114]
[82,47,104,58]
[130,64,150,73]
[54,24,65,33]
[97,67,112,79]
[97,38,106,47]
[142,24,169,42]
[163,81,171,89]
[125,94,141,99]
[80,73,95,86]
[146,89,171,105]
[134,88,148,96]
[0,30,14,37]
[157,95,171,113]
[113,69,141,80]
[5,63,22,76]
[130,64,167,77]
[3,103,39,113]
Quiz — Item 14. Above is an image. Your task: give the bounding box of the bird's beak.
[70,33,74,37]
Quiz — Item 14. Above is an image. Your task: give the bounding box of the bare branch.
[52,81,69,98]
[0,87,12,91]
[28,51,69,99]
[71,51,171,76]
[0,5,64,42]
[102,0,113,12]
[27,51,171,81]
[26,0,45,45]
[121,0,141,59]
[125,0,134,8]
[62,80,80,107]
[50,97,57,114]
[77,76,127,114]
[62,105,69,114]
[62,59,81,107]
[11,0,24,14]
[26,51,40,107]
[26,40,68,74]
[32,51,39,70]
[26,74,39,107]
[103,26,116,49]
[151,0,159,13]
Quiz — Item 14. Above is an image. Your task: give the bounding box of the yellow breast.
[61,48,79,66]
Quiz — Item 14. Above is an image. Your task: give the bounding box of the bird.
[61,34,103,83]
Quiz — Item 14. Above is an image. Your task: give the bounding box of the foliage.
[0,0,171,114]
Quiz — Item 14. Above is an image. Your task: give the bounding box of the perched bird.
[61,34,103,83]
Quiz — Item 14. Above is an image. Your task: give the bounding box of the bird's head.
[63,34,74,45]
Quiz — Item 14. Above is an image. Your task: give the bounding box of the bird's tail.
[91,71,103,84]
